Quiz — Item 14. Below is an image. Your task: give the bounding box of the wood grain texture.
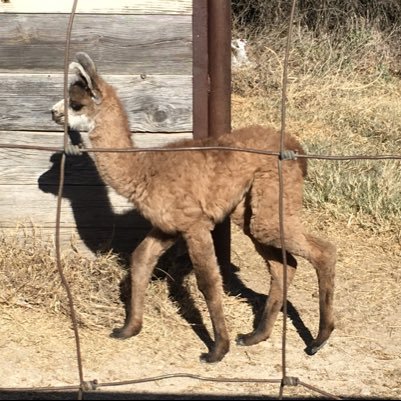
[0,74,192,132]
[0,129,191,253]
[0,184,147,227]
[0,130,193,184]
[0,14,192,74]
[0,130,201,253]
[0,183,152,255]
[0,0,192,15]
[0,0,195,256]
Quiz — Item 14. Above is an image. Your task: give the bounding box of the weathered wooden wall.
[0,0,193,256]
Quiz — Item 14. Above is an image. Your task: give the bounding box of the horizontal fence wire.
[1,142,401,160]
[0,0,397,400]
[0,374,342,399]
[0,374,282,393]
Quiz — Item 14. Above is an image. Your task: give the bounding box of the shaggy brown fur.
[51,52,336,363]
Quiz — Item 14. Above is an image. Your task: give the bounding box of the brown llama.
[51,52,336,363]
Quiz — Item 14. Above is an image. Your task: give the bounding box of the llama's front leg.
[183,227,230,363]
[111,228,176,339]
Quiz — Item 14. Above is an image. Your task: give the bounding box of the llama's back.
[222,125,307,177]
[133,125,307,232]
[167,125,307,177]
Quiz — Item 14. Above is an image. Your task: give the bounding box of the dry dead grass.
[0,226,254,337]
[0,227,125,329]
[232,21,401,242]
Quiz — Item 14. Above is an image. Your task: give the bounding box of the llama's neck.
[88,96,142,200]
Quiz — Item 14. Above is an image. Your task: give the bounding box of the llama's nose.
[51,109,57,121]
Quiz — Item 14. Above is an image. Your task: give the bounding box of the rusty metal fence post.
[193,0,232,275]
[208,0,232,274]
[193,0,208,140]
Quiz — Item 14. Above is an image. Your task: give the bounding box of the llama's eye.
[70,102,83,111]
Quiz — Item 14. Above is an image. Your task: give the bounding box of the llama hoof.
[236,332,264,346]
[110,328,129,339]
[305,340,327,355]
[199,342,229,363]
[236,334,247,346]
[199,351,224,364]
[110,326,140,339]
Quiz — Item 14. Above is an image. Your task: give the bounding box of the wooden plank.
[0,74,192,132]
[0,185,144,227]
[1,225,150,257]
[0,184,152,255]
[0,0,192,15]
[0,129,195,253]
[0,14,192,74]
[0,130,193,184]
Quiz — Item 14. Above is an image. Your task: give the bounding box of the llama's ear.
[75,53,103,104]
[69,54,103,104]
[69,61,93,88]
[75,52,97,79]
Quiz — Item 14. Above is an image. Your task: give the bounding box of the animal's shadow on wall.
[37,130,314,354]
[38,130,151,263]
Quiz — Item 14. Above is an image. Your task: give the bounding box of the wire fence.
[0,0,400,399]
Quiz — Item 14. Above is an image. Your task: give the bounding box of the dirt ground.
[1,216,401,400]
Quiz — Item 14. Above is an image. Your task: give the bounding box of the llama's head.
[51,52,104,132]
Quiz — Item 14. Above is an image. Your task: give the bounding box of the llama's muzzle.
[51,99,65,125]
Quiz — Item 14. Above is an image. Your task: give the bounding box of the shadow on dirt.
[0,390,394,400]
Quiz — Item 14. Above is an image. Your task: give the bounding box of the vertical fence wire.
[55,0,85,399]
[278,0,298,398]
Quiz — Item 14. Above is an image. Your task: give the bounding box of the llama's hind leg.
[251,223,336,354]
[237,245,297,346]
[111,228,176,339]
[300,233,337,355]
[232,196,297,346]
[182,226,230,363]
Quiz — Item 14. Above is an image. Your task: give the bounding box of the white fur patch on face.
[51,99,65,125]
[52,99,64,115]
[51,98,95,132]
[68,113,95,132]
